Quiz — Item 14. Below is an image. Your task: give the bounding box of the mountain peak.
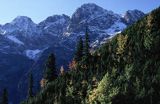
[124,9,145,24]
[11,16,35,25]
[41,14,70,24]
[71,3,118,22]
[126,9,144,14]
[14,16,32,20]
[69,3,121,33]
[74,3,106,16]
[9,16,38,34]
[80,3,103,9]
[38,14,70,36]
[1,16,39,37]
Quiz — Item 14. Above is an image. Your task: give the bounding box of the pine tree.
[74,37,83,62]
[83,27,90,67]
[44,53,57,82]
[28,73,33,98]
[1,88,8,104]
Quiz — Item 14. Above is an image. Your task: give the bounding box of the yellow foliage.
[81,80,88,85]
[88,73,119,103]
[88,73,109,103]
[147,14,154,28]
[69,60,77,70]
[116,34,128,55]
[40,78,48,88]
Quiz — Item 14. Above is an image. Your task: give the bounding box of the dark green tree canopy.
[74,36,83,62]
[28,73,33,98]
[44,53,57,82]
[83,27,90,66]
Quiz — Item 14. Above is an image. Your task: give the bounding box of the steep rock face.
[0,16,68,58]
[0,4,145,61]
[2,16,40,36]
[68,3,121,33]
[65,3,127,48]
[0,16,41,55]
[38,14,70,37]
[123,9,145,25]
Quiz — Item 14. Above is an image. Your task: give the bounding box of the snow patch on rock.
[25,49,41,60]
[6,35,24,45]
[105,21,126,35]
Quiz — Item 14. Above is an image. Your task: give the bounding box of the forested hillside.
[21,7,160,104]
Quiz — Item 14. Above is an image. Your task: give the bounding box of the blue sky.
[0,0,159,24]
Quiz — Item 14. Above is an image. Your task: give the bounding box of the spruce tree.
[28,73,33,98]
[1,88,8,104]
[44,53,57,82]
[83,27,90,66]
[74,37,83,62]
